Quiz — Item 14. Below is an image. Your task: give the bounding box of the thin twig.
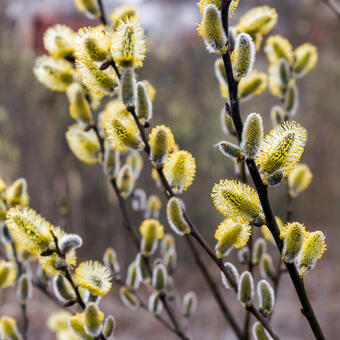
[220,1,326,339]
[185,235,243,339]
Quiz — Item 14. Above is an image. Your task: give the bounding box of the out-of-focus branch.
[320,0,340,18]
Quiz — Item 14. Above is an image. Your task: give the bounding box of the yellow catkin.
[163,151,196,193]
[212,180,263,223]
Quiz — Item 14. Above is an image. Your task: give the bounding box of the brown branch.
[220,1,326,339]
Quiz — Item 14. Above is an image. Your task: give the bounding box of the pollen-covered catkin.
[280,222,305,263]
[119,67,137,107]
[167,197,191,235]
[214,219,251,258]
[257,280,275,315]
[163,151,196,194]
[296,231,326,278]
[198,5,227,54]
[241,113,263,158]
[221,262,239,291]
[237,271,254,305]
[233,33,256,80]
[211,179,264,223]
[149,125,175,166]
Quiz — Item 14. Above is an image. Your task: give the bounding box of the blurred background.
[0,0,339,339]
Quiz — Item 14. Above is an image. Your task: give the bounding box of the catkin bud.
[259,254,275,279]
[0,317,23,340]
[145,195,162,219]
[102,315,116,340]
[59,234,83,254]
[252,322,273,340]
[257,280,275,315]
[36,265,50,286]
[216,141,245,161]
[288,163,313,198]
[103,248,120,275]
[119,286,140,310]
[284,85,299,117]
[296,231,326,278]
[149,125,174,166]
[164,249,177,273]
[182,292,197,317]
[238,247,250,264]
[135,253,150,284]
[84,302,104,337]
[241,113,263,158]
[270,106,286,127]
[233,33,256,80]
[136,82,152,124]
[220,106,235,135]
[131,188,147,211]
[152,263,167,291]
[267,169,284,187]
[293,43,318,79]
[221,262,239,291]
[126,151,143,179]
[237,271,254,305]
[238,70,268,102]
[280,222,305,263]
[140,219,164,257]
[167,197,191,236]
[252,238,266,265]
[117,165,135,198]
[119,67,136,107]
[278,58,290,89]
[148,292,163,316]
[17,274,32,304]
[126,261,140,290]
[198,5,227,54]
[66,83,93,125]
[104,144,120,179]
[52,274,76,303]
[161,234,175,255]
